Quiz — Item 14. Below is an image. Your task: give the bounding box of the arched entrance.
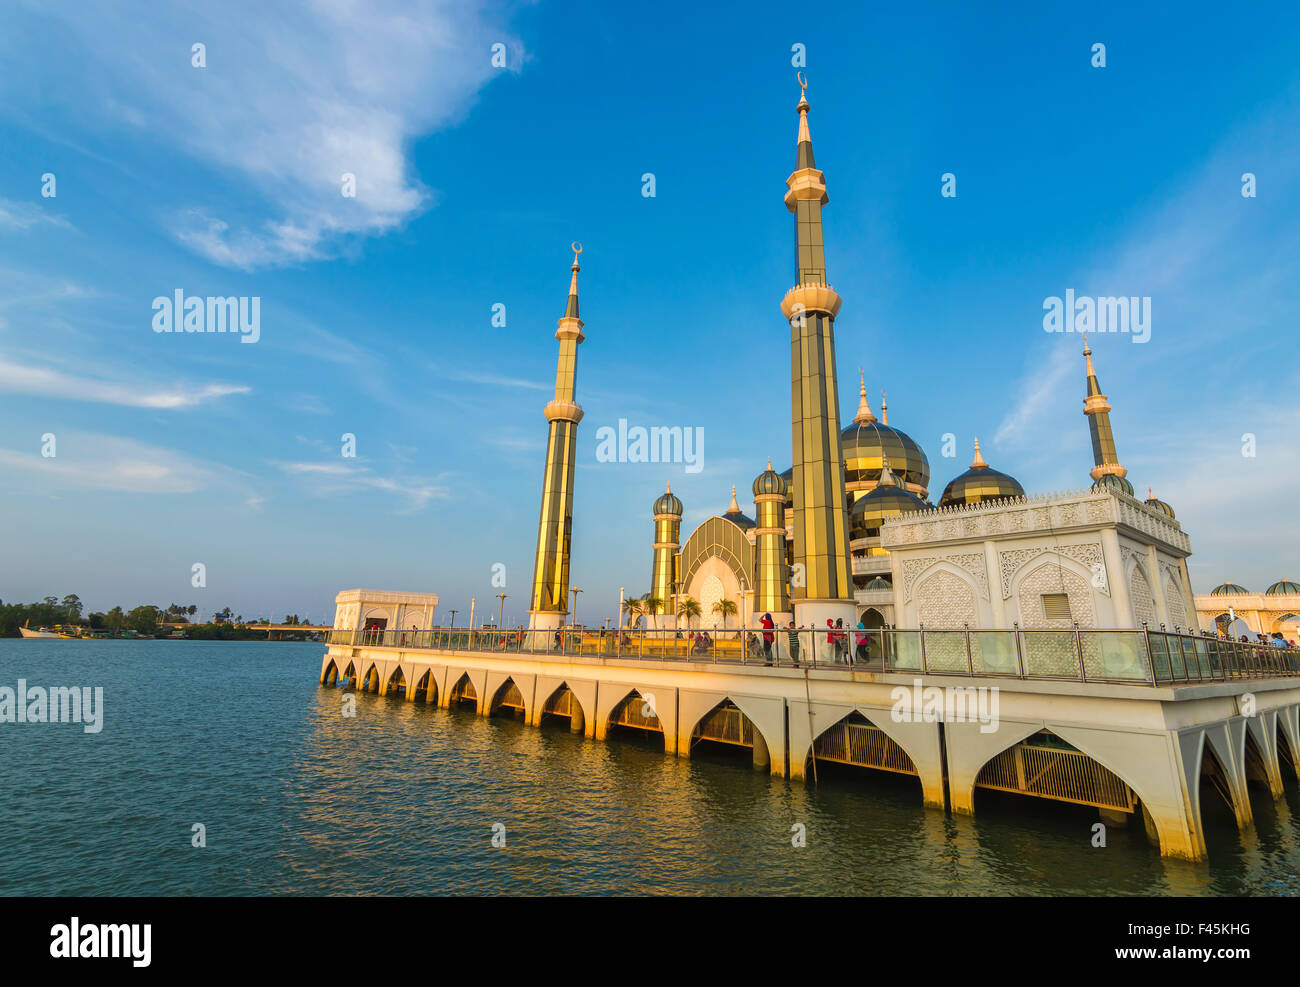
[1196,740,1240,853]
[689,699,770,770]
[411,670,434,704]
[540,683,585,733]
[490,678,526,720]
[607,690,663,744]
[321,660,339,686]
[974,730,1138,817]
[448,673,478,710]
[360,664,380,693]
[342,661,356,687]
[807,711,919,793]
[385,667,406,698]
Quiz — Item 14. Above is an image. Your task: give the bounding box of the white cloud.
[0,198,71,232]
[0,354,249,409]
[273,459,448,512]
[0,434,229,495]
[12,1,524,269]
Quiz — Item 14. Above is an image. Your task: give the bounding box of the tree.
[106,607,125,634]
[624,596,646,628]
[187,605,197,618]
[126,605,162,635]
[62,594,83,621]
[711,598,738,632]
[676,596,701,627]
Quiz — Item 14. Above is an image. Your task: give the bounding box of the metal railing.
[327,624,1300,686]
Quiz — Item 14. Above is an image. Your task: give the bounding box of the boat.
[19,620,62,639]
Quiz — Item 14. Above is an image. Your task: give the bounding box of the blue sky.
[1,0,1297,625]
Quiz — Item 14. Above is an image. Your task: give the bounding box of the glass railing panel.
[1020,631,1079,677]
[1080,631,1148,681]
[922,631,968,672]
[970,632,1017,675]
[886,631,922,671]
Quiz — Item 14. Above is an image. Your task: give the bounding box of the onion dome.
[862,575,892,591]
[1092,472,1135,496]
[1144,487,1175,519]
[1265,580,1300,596]
[939,439,1025,508]
[653,482,682,517]
[753,457,787,497]
[1210,582,1249,596]
[841,372,930,494]
[720,484,755,530]
[850,460,931,540]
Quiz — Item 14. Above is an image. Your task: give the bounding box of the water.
[2,639,1298,895]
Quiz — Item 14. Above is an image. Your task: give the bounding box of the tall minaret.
[528,244,586,633]
[649,483,683,627]
[778,74,854,627]
[1082,336,1135,495]
[753,459,791,619]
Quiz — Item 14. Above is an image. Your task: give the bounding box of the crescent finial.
[797,71,808,98]
[571,241,583,262]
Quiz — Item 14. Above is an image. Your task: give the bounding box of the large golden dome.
[939,439,1024,508]
[841,378,929,496]
[850,464,931,540]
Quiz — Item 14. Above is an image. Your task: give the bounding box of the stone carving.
[1018,561,1096,629]
[1130,564,1155,628]
[915,569,978,628]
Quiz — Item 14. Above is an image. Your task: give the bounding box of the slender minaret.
[649,483,683,627]
[753,459,791,619]
[528,244,586,633]
[778,74,854,627]
[1082,336,1134,495]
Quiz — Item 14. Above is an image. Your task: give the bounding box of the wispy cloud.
[7,1,524,269]
[0,354,249,409]
[273,459,449,512]
[0,198,71,232]
[0,433,241,496]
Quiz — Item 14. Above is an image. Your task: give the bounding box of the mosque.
[523,75,1297,642]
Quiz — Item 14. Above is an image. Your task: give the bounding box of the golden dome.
[652,483,682,516]
[850,463,931,539]
[938,439,1025,508]
[840,373,929,495]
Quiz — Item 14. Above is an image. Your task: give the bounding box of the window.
[1041,593,1071,622]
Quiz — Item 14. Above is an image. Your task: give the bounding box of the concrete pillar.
[570,705,585,734]
[752,727,770,771]
[944,720,1042,815]
[1100,529,1134,628]
[1246,711,1284,798]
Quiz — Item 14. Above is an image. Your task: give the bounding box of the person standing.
[760,612,775,665]
[855,618,869,663]
[787,621,801,667]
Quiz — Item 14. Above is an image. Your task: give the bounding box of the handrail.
[324,623,1300,686]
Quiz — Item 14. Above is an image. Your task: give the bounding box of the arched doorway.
[490,678,526,720]
[448,673,478,711]
[807,711,919,793]
[607,690,663,744]
[689,699,769,770]
[385,667,406,698]
[540,683,585,733]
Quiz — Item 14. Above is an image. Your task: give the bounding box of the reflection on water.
[1,640,1298,895]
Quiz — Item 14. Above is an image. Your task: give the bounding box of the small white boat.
[19,621,63,639]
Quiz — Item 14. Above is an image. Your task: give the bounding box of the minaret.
[1082,336,1134,495]
[649,483,683,627]
[753,459,791,619]
[778,74,855,627]
[528,244,586,634]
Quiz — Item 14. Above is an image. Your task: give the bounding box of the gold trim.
[784,167,828,210]
[781,282,842,319]
[544,399,584,423]
[1083,393,1110,415]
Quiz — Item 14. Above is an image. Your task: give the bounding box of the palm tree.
[677,596,701,628]
[624,595,646,628]
[712,598,738,632]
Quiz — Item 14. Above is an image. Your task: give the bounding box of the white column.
[983,539,1007,627]
[1101,528,1134,628]
[1146,544,1170,629]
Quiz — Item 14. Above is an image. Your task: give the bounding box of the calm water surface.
[2,640,1298,896]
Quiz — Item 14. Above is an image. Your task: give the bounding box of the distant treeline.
[0,596,317,640]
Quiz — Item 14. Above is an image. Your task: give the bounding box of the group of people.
[744,613,874,667]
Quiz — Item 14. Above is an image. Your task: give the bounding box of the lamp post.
[618,586,625,629]
[571,587,583,627]
[448,609,458,630]
[497,593,507,629]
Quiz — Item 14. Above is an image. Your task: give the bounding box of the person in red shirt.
[760,612,775,666]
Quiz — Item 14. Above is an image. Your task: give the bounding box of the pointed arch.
[1196,736,1238,826]
[1277,722,1298,784]
[806,709,919,780]
[607,688,663,735]
[321,659,339,686]
[448,672,478,709]
[973,729,1137,813]
[412,669,434,703]
[384,666,407,697]
[489,677,527,719]
[540,681,586,728]
[361,663,380,693]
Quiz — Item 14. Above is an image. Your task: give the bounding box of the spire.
[665,480,671,494]
[854,370,876,424]
[784,72,830,286]
[1081,336,1126,482]
[795,72,815,170]
[565,241,582,319]
[727,484,740,513]
[878,455,899,488]
[766,456,773,470]
[971,438,988,469]
[880,390,888,425]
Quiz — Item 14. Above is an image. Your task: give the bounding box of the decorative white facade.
[333,589,440,634]
[880,488,1198,631]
